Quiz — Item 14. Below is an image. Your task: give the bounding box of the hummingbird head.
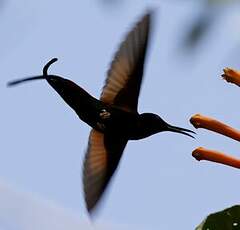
[140,113,195,138]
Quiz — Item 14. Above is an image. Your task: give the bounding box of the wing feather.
[83,129,127,214]
[100,12,152,112]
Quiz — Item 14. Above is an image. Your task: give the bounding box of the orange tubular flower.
[190,114,240,142]
[192,147,240,169]
[222,68,240,87]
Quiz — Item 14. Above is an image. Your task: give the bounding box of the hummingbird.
[8,11,195,214]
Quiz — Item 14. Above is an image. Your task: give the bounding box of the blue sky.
[1,0,240,229]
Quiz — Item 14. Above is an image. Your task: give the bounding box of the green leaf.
[196,205,240,230]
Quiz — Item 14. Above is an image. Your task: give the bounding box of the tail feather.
[7,58,58,87]
[7,76,45,87]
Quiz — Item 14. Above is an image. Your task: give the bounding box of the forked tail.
[7,58,58,87]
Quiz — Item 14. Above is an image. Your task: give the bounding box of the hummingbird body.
[48,75,185,141]
[48,75,163,140]
[8,12,195,214]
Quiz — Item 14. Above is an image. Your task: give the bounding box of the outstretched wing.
[100,12,152,113]
[83,129,127,214]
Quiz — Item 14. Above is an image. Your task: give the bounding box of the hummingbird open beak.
[167,124,196,138]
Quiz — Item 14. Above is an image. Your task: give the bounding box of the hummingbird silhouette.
[8,12,195,214]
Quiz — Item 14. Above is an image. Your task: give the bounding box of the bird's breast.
[94,107,141,138]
